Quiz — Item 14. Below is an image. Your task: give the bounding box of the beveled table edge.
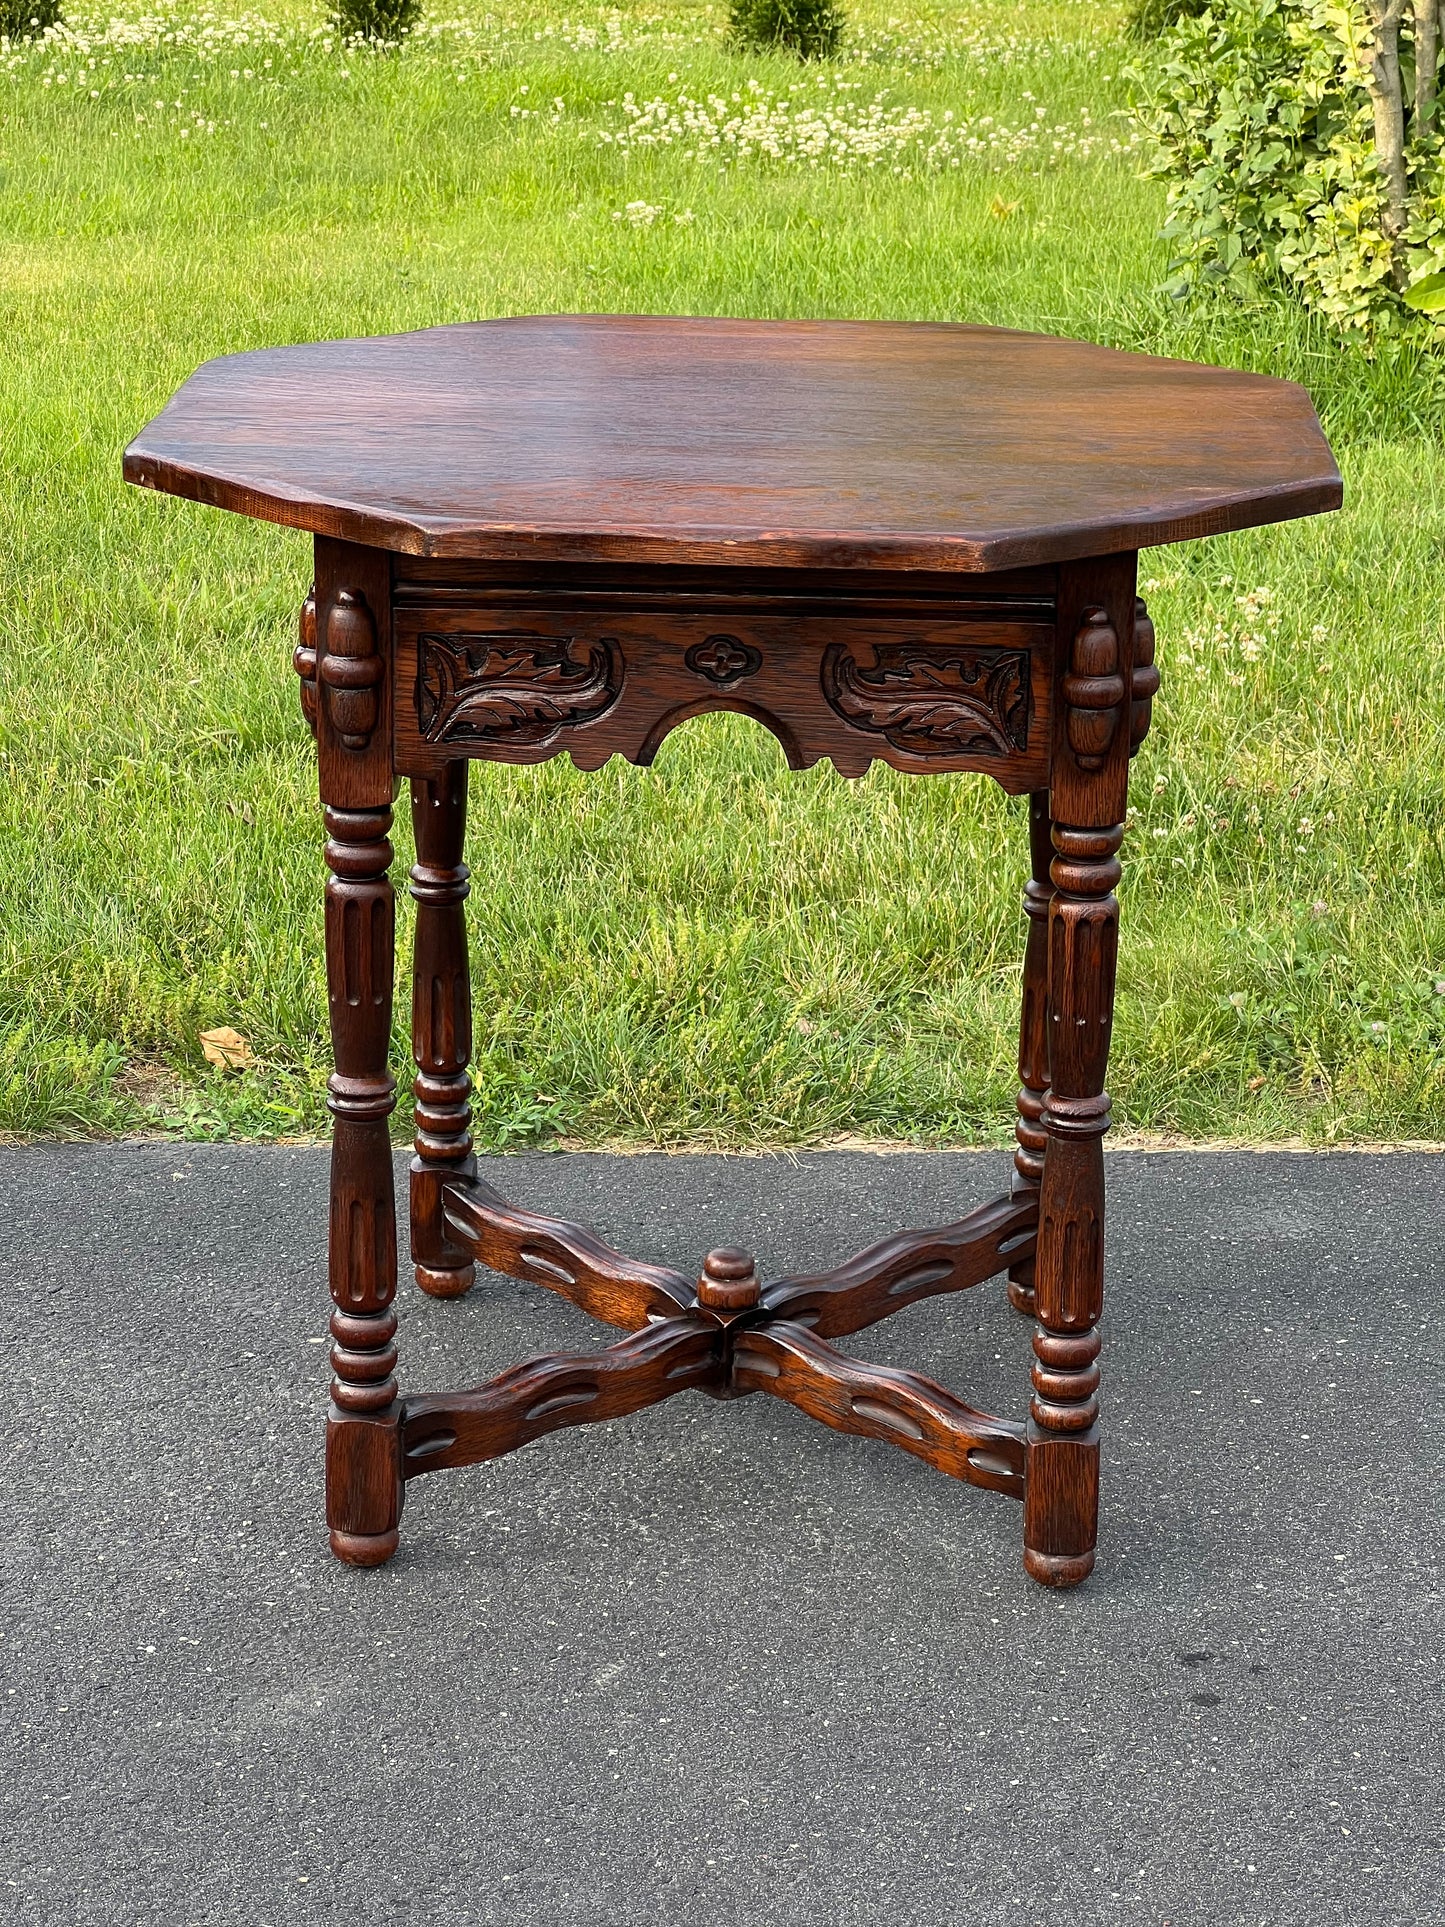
[121,446,1343,574]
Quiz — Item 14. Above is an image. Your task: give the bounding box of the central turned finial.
[697,1247,760,1313]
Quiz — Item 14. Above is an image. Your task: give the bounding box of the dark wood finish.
[402,1319,721,1477]
[409,762,476,1300]
[696,1247,762,1314]
[1020,552,1137,1587]
[293,586,319,737]
[1130,597,1159,756]
[442,1176,695,1330]
[761,1193,1035,1338]
[732,1322,1025,1498]
[395,558,1058,602]
[126,316,1341,1590]
[394,559,1057,783]
[315,539,403,1568]
[393,591,1052,787]
[123,315,1341,572]
[1007,790,1054,1318]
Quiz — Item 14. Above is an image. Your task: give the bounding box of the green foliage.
[1406,268,1445,311]
[1134,0,1445,335]
[728,0,844,60]
[328,0,421,47]
[0,0,62,40]
[1124,0,1207,41]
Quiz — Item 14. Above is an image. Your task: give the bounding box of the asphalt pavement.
[2,1144,1441,1925]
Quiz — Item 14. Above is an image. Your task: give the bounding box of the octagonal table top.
[123,314,1341,574]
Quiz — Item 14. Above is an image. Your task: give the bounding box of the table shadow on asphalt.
[1,1145,1440,1925]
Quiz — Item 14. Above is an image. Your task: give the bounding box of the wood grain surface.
[408,761,478,1301]
[402,1319,721,1478]
[442,1173,696,1331]
[731,1321,1026,1498]
[393,597,1055,785]
[123,314,1341,572]
[760,1193,1037,1338]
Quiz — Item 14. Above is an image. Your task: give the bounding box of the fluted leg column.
[409,763,477,1299]
[324,801,402,1565]
[309,538,403,1569]
[1008,790,1053,1317]
[1022,555,1139,1589]
[1021,819,1119,1586]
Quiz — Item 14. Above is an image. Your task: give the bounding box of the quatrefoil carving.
[684,635,763,685]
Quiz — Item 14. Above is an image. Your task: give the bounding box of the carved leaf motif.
[417,632,622,747]
[821,644,1030,758]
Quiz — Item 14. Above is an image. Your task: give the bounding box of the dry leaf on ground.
[200,1026,256,1071]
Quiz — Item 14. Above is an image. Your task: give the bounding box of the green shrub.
[1,0,62,39]
[1125,0,1208,40]
[328,0,421,45]
[1134,0,1445,337]
[728,0,844,60]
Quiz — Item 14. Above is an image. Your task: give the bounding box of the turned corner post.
[409,761,476,1300]
[1008,789,1054,1317]
[1023,554,1141,1589]
[312,537,403,1569]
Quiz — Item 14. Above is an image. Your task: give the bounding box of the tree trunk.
[1416,0,1440,129]
[1364,0,1409,287]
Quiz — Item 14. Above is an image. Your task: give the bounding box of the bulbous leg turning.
[1009,790,1054,1318]
[409,763,477,1301]
[1020,822,1120,1588]
[310,552,405,1567]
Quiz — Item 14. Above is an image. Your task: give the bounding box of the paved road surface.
[2,1145,1440,1925]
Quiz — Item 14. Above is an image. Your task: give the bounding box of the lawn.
[3,0,1444,1147]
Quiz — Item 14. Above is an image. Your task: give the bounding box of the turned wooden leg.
[1022,564,1138,1588]
[1022,816,1119,1586]
[324,797,403,1565]
[409,763,477,1300]
[1008,790,1053,1317]
[311,543,403,1568]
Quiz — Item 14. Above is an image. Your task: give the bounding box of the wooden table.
[125,315,1340,1587]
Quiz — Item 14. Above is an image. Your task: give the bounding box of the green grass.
[3,0,1445,1146]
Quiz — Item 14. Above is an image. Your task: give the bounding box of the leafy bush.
[1135,0,1445,336]
[328,0,421,45]
[1,0,62,39]
[729,0,844,61]
[1125,0,1208,40]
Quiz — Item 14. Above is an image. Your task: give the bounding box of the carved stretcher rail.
[761,1193,1037,1337]
[431,1177,1033,1497]
[402,1319,720,1476]
[442,1175,695,1330]
[732,1322,1026,1499]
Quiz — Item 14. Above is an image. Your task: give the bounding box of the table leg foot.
[326,1400,403,1566]
[330,1527,401,1567]
[1022,1418,1099,1588]
[414,1258,476,1300]
[1022,1545,1095,1589]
